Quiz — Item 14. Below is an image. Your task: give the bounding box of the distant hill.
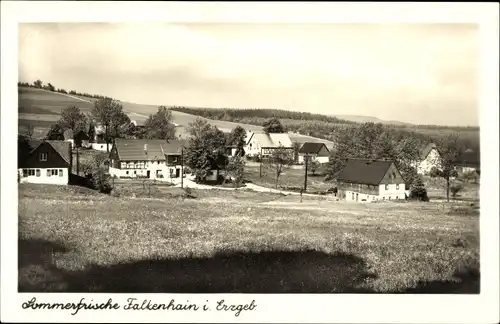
[332,115,414,126]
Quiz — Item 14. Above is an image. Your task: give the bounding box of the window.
[126,171,129,175]
[385,184,389,190]
[40,153,47,161]
[23,169,28,177]
[36,169,40,177]
[396,196,399,200]
[134,171,137,175]
[389,196,391,200]
[59,169,63,177]
[396,184,400,190]
[47,169,51,177]
[50,169,58,176]
[28,169,35,176]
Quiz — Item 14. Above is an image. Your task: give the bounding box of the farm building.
[244,131,293,157]
[413,143,442,175]
[336,158,407,202]
[18,135,72,185]
[109,139,187,180]
[63,129,91,149]
[455,149,480,173]
[298,142,330,164]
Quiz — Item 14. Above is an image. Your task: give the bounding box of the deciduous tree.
[266,145,294,188]
[143,106,176,140]
[263,117,285,133]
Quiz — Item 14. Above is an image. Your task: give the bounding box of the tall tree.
[263,117,285,133]
[87,118,96,143]
[266,145,294,188]
[185,120,228,183]
[47,83,55,91]
[59,106,87,139]
[226,154,245,186]
[436,133,461,202]
[45,124,65,140]
[33,79,43,88]
[143,106,176,140]
[92,98,129,152]
[229,125,247,156]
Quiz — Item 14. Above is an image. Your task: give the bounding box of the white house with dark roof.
[336,158,407,202]
[18,136,72,185]
[298,142,330,164]
[108,139,186,180]
[244,131,293,157]
[412,143,443,175]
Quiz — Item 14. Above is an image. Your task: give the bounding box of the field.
[19,183,479,293]
[17,87,336,147]
[244,163,332,193]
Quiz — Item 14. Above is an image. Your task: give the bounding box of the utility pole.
[181,146,184,189]
[76,145,80,175]
[259,148,263,178]
[303,154,309,192]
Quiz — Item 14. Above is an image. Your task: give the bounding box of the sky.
[18,23,480,126]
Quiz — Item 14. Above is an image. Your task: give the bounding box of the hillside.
[333,114,413,126]
[17,87,336,148]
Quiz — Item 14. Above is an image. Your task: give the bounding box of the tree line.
[18,80,115,100]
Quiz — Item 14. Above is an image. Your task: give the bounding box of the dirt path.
[53,92,93,103]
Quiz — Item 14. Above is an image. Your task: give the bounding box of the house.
[244,132,293,157]
[336,158,407,202]
[91,141,113,152]
[298,142,330,164]
[108,139,186,180]
[413,143,442,175]
[18,136,72,185]
[63,129,91,149]
[455,149,480,173]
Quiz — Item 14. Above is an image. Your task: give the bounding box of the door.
[146,170,151,178]
[356,193,359,201]
[175,168,180,178]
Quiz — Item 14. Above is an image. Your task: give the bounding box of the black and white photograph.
[1,2,499,323]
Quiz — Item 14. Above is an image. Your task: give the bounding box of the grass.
[244,163,332,192]
[423,176,480,201]
[18,183,479,293]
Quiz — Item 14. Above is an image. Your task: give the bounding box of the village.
[18,102,480,203]
[14,20,483,297]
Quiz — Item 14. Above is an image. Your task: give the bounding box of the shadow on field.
[401,266,480,294]
[18,238,376,293]
[18,239,72,292]
[18,238,479,294]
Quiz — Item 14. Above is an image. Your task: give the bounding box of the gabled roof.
[298,142,329,154]
[419,143,438,160]
[248,132,293,148]
[18,137,71,166]
[336,158,394,186]
[114,139,187,161]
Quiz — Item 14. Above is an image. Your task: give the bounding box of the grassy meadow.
[244,163,332,192]
[19,183,479,293]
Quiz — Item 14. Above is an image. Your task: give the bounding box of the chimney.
[144,144,148,155]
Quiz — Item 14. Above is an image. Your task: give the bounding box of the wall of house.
[18,168,69,185]
[417,148,442,175]
[377,163,407,200]
[109,160,182,180]
[298,154,329,164]
[245,137,262,157]
[91,143,112,151]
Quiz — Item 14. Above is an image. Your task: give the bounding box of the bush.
[429,167,441,178]
[450,181,464,198]
[409,177,429,202]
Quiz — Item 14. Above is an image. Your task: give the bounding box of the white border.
[2,2,499,323]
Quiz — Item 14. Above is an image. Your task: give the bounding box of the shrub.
[450,181,464,198]
[409,177,429,202]
[429,167,441,178]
